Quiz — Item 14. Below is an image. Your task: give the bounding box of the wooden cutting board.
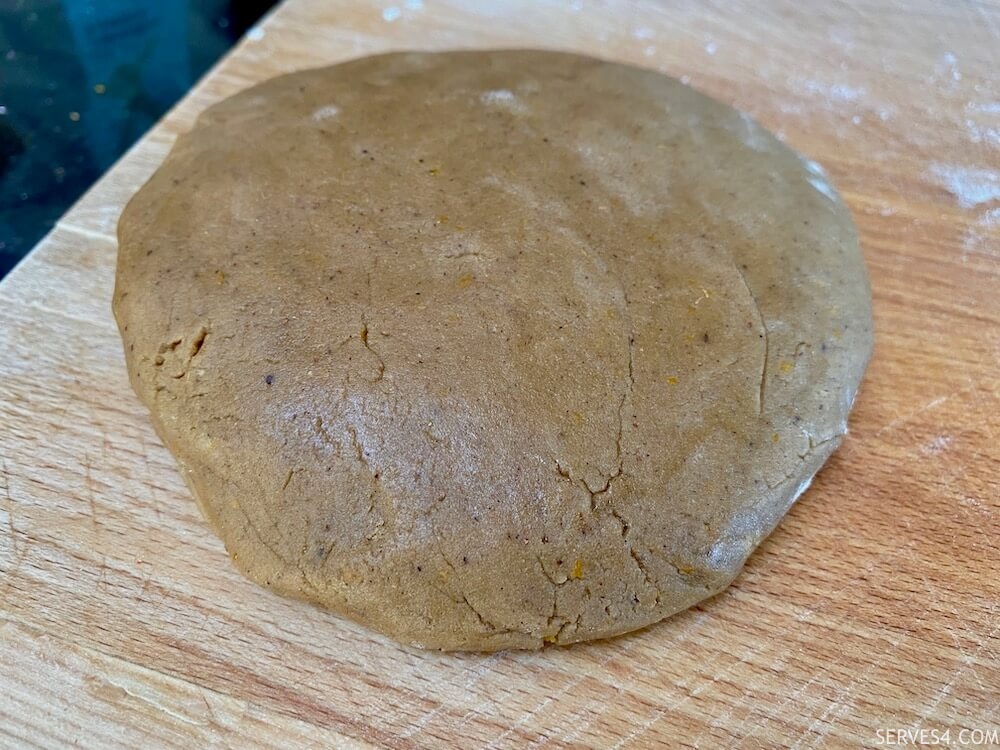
[1,1,998,747]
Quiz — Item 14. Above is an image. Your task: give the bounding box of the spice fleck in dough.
[114,51,873,651]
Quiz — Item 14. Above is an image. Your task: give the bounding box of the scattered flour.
[961,207,1000,256]
[479,89,525,112]
[965,119,1000,148]
[800,80,866,102]
[941,52,962,82]
[978,207,1000,228]
[922,435,953,456]
[929,164,1000,209]
[312,105,341,121]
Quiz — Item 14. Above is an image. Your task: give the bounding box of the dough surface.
[114,50,873,650]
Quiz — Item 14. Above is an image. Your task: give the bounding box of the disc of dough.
[114,50,873,651]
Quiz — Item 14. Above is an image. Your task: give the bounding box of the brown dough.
[114,50,873,651]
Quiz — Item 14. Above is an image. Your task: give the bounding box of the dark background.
[0,0,275,279]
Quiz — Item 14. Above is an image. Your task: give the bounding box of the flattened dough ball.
[114,51,873,651]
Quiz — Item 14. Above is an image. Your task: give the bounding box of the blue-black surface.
[0,0,274,279]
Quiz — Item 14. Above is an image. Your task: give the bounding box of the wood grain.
[1,1,998,747]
